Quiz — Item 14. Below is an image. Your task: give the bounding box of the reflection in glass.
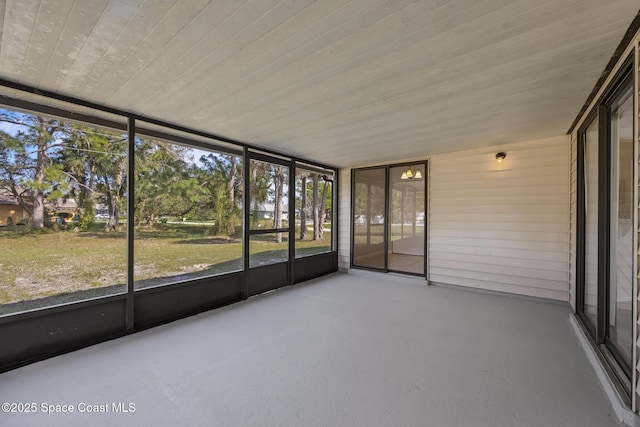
[352,168,386,269]
[583,119,599,328]
[295,168,333,257]
[134,138,243,289]
[608,83,633,367]
[389,165,425,274]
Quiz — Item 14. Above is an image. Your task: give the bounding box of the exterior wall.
[569,133,577,311]
[0,204,29,225]
[427,136,570,301]
[338,168,351,270]
[338,135,571,302]
[569,30,640,411]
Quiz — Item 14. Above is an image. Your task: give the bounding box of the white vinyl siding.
[570,133,577,310]
[338,168,351,269]
[427,136,571,301]
[338,136,571,301]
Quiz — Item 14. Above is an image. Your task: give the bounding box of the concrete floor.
[388,253,424,275]
[0,272,623,427]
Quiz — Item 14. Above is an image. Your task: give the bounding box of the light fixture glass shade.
[406,169,413,179]
[401,171,408,180]
[414,170,422,179]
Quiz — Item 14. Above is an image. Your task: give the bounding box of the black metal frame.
[246,152,293,295]
[350,166,387,273]
[136,125,242,156]
[0,79,339,373]
[575,54,634,399]
[126,117,135,332]
[293,164,336,260]
[350,161,428,277]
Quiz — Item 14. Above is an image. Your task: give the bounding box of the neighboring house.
[251,202,289,221]
[46,198,78,215]
[0,190,80,226]
[0,188,30,226]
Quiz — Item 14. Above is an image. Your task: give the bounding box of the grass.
[0,223,332,315]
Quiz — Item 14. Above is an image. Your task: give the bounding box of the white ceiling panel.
[0,0,638,167]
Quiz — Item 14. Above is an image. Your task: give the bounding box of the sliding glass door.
[351,162,427,276]
[577,62,634,392]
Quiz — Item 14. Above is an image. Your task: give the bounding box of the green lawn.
[0,223,332,315]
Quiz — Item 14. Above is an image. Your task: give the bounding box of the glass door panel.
[607,82,633,368]
[352,168,387,270]
[582,119,599,329]
[389,165,425,275]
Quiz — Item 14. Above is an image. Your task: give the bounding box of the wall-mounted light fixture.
[400,167,422,180]
[495,152,507,163]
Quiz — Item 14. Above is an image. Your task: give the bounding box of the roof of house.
[0,187,23,206]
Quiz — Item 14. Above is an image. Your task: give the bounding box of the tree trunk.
[31,136,48,229]
[227,156,236,203]
[299,175,307,240]
[104,175,119,232]
[318,179,329,240]
[85,158,96,206]
[136,199,145,227]
[312,174,320,240]
[105,190,119,232]
[251,166,259,215]
[104,159,125,232]
[274,170,284,243]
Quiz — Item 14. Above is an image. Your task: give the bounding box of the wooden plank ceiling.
[0,0,637,167]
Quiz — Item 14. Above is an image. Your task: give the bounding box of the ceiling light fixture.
[495,152,507,163]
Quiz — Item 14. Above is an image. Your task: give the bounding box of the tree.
[134,139,201,226]
[227,156,237,204]
[196,153,243,236]
[100,150,127,232]
[273,165,286,243]
[312,174,320,240]
[249,160,270,228]
[317,177,331,240]
[0,111,67,228]
[58,124,127,231]
[0,133,35,218]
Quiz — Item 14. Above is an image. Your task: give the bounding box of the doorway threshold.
[346,268,427,284]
